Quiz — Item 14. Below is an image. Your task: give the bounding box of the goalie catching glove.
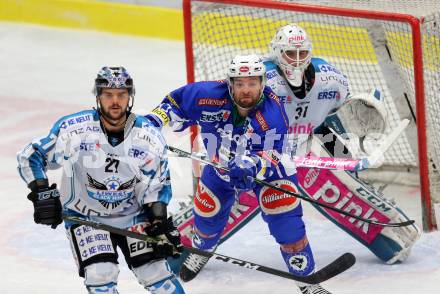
[27,180,62,229]
[325,89,387,142]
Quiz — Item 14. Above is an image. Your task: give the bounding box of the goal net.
[183,0,440,231]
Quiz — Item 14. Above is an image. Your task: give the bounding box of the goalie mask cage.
[183,0,440,231]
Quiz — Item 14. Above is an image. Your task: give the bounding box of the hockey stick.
[168,119,409,172]
[170,152,366,171]
[63,215,355,284]
[166,145,415,227]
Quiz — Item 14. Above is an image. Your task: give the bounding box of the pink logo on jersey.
[289,123,314,134]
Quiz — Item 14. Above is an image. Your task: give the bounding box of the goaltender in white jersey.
[265,23,420,266]
[17,67,185,294]
[265,56,349,153]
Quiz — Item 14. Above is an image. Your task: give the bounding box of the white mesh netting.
[186,0,440,228]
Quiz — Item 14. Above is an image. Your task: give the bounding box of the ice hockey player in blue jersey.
[266,23,420,269]
[146,54,332,294]
[17,67,186,294]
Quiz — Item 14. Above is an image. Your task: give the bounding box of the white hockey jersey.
[17,109,171,228]
[264,57,350,153]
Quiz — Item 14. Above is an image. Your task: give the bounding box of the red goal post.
[183,0,440,231]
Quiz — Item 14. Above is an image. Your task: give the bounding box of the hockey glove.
[145,217,183,259]
[228,155,257,191]
[27,182,62,229]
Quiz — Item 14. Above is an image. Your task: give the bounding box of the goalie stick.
[63,215,356,284]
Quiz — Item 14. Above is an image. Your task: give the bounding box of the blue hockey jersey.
[146,80,295,178]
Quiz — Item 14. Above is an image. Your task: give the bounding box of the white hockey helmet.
[270,23,312,87]
[227,54,266,81]
[227,54,267,109]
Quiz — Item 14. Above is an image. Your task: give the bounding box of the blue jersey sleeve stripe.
[141,169,157,178]
[17,146,48,184]
[157,184,172,204]
[264,60,277,71]
[29,152,47,180]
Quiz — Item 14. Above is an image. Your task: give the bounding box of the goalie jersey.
[265,58,420,263]
[264,58,350,152]
[17,109,171,228]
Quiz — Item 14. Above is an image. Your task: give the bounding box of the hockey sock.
[192,230,220,250]
[86,282,119,294]
[147,277,185,294]
[280,243,316,277]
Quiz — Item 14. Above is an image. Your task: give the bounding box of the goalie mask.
[270,24,312,87]
[227,54,266,110]
[94,66,135,111]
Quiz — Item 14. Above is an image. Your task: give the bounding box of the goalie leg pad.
[193,165,236,240]
[297,159,420,263]
[66,224,118,277]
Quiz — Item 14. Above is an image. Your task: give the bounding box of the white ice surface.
[0,22,439,294]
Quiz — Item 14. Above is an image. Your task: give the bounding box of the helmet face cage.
[227,54,267,96]
[270,24,312,78]
[94,66,135,97]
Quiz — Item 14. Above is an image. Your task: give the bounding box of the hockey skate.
[299,284,332,294]
[179,253,211,282]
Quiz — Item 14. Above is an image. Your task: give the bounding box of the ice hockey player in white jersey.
[266,23,420,266]
[17,67,186,294]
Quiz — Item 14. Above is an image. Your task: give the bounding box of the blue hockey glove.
[228,155,257,191]
[27,182,62,229]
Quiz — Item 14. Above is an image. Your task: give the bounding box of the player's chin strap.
[62,215,355,284]
[166,133,414,228]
